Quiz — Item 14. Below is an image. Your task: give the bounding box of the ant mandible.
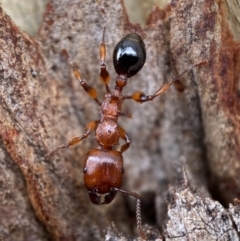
[48,16,205,239]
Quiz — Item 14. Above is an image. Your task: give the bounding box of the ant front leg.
[47,121,98,156]
[118,126,131,153]
[124,62,207,103]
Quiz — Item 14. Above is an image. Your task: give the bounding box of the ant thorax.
[100,93,122,120]
[95,119,119,148]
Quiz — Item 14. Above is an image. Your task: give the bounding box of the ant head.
[113,33,146,78]
[83,149,124,205]
[88,188,117,204]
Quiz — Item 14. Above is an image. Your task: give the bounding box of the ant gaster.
[48,24,205,238]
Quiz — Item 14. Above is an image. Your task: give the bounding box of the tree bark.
[0,0,239,240]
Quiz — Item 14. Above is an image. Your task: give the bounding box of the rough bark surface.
[0,0,239,241]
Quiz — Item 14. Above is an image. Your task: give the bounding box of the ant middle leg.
[123,61,207,103]
[118,126,131,153]
[47,121,98,156]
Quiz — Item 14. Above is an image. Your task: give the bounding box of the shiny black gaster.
[113,33,146,78]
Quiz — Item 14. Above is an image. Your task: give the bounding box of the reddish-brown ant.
[48,14,206,239]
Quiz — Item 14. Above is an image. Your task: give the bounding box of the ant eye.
[83,167,87,173]
[113,33,146,78]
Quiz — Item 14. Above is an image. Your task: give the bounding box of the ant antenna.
[115,188,146,239]
[136,199,146,239]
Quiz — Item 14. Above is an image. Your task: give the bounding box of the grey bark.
[0,0,240,240]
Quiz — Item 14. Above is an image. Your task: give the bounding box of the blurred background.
[0,0,169,35]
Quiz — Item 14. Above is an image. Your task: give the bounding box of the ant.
[48,14,206,239]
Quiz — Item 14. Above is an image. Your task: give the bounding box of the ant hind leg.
[123,61,207,103]
[99,30,110,93]
[99,1,110,93]
[73,66,102,106]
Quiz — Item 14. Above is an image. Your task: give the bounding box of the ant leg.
[59,50,102,105]
[99,2,110,93]
[118,126,131,153]
[119,112,132,118]
[47,121,98,156]
[123,61,207,103]
[73,66,102,106]
[99,27,110,93]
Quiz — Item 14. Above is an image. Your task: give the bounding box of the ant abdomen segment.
[113,33,146,78]
[83,149,123,204]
